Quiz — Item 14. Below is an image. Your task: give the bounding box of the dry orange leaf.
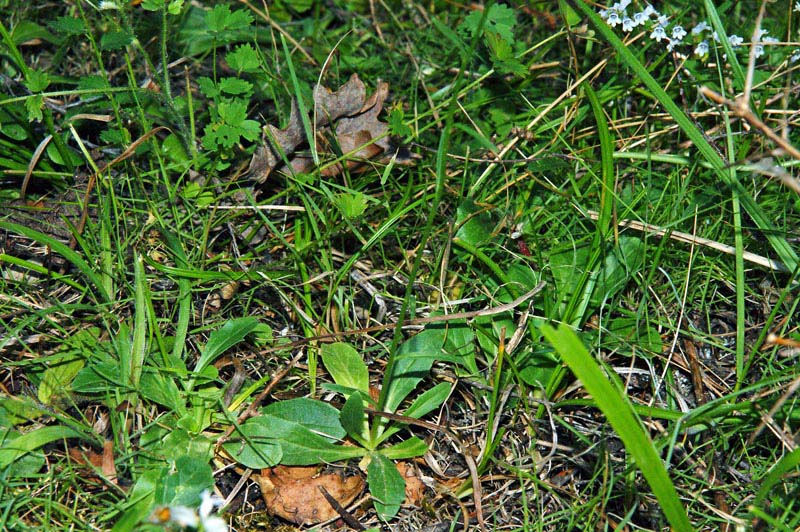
[258,465,365,525]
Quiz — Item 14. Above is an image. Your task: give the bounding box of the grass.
[1,0,800,530]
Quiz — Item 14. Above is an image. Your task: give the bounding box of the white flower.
[695,40,709,56]
[149,490,228,532]
[791,49,800,62]
[622,17,635,32]
[671,25,687,42]
[657,14,669,26]
[650,25,667,42]
[607,11,622,27]
[633,11,648,26]
[755,28,769,41]
[599,8,609,19]
[666,39,678,52]
[98,0,120,8]
[642,4,657,18]
[754,44,765,58]
[693,21,710,35]
[762,36,780,45]
[614,0,632,11]
[795,1,800,12]
[728,35,744,47]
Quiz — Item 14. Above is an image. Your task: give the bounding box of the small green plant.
[225,328,452,520]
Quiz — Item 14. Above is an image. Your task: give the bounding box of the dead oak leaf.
[248,74,413,181]
[257,465,365,525]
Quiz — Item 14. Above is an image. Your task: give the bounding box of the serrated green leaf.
[321,342,370,395]
[100,30,133,51]
[218,77,253,97]
[227,44,260,73]
[367,453,405,520]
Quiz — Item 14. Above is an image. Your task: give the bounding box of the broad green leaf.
[156,455,215,507]
[541,323,693,532]
[403,382,451,420]
[248,415,365,465]
[340,391,370,446]
[455,198,493,248]
[367,453,406,520]
[321,342,370,395]
[263,397,346,441]
[378,437,428,460]
[381,325,447,414]
[0,425,85,467]
[224,420,282,468]
[139,369,185,413]
[194,317,259,376]
[37,353,84,405]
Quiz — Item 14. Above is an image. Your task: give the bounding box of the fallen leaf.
[247,74,415,182]
[396,461,425,506]
[258,465,365,525]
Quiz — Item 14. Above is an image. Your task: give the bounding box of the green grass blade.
[541,323,693,532]
[571,0,798,273]
[0,221,111,302]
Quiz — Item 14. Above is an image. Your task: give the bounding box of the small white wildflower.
[712,30,720,42]
[763,36,780,45]
[633,11,648,26]
[599,8,609,19]
[693,21,710,35]
[755,28,769,40]
[622,17,635,32]
[650,25,667,42]
[614,0,632,11]
[671,25,687,42]
[791,49,800,62]
[796,1,800,12]
[728,35,744,47]
[98,0,120,8]
[657,14,669,26]
[642,4,657,18]
[607,11,622,27]
[695,40,709,56]
[666,39,678,52]
[754,44,765,58]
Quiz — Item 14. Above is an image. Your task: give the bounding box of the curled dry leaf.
[257,465,365,525]
[247,73,416,181]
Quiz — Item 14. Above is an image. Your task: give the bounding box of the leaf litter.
[247,73,417,182]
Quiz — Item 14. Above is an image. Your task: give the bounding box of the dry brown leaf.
[257,465,365,525]
[67,440,117,483]
[248,74,414,182]
[396,461,425,506]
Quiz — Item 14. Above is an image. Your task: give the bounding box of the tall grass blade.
[541,323,693,532]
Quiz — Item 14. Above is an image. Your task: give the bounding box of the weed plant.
[1,1,799,531]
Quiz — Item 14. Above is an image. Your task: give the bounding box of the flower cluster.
[598,1,788,61]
